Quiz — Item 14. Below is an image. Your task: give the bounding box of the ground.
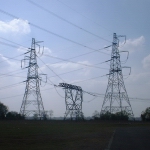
[0,120,150,150]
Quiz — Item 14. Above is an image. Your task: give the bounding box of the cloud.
[51,60,91,70]
[0,19,30,34]
[44,47,52,55]
[120,36,145,53]
[142,54,150,69]
[0,53,19,69]
[17,46,29,53]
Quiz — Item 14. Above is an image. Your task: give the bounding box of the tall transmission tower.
[59,83,84,120]
[20,38,46,119]
[100,33,134,118]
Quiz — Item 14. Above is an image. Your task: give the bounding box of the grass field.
[0,120,149,150]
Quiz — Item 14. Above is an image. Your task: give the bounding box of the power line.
[27,0,111,43]
[0,94,24,100]
[38,66,55,86]
[0,69,21,77]
[0,9,111,55]
[0,82,24,91]
[0,36,28,49]
[57,0,113,33]
[0,69,26,78]
[0,41,19,49]
[129,97,150,101]
[29,23,109,54]
[54,85,64,98]
[70,75,106,85]
[37,55,65,82]
[47,68,83,79]
[0,54,24,65]
[43,45,110,65]
[43,54,109,70]
[42,45,111,70]
[0,73,26,79]
[0,41,28,52]
[0,87,55,101]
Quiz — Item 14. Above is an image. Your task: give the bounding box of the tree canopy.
[6,111,24,120]
[0,102,9,119]
[141,107,150,121]
[100,111,129,120]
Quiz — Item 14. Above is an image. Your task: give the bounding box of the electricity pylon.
[100,33,134,118]
[20,38,46,119]
[59,83,84,120]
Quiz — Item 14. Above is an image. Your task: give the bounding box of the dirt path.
[110,127,150,150]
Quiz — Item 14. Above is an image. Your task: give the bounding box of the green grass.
[0,120,149,150]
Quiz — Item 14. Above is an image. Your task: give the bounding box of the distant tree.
[0,102,8,119]
[6,111,24,120]
[114,111,129,120]
[92,110,100,120]
[100,111,111,120]
[100,111,129,120]
[49,110,54,120]
[141,107,150,121]
[33,113,38,120]
[75,111,84,121]
[43,112,48,120]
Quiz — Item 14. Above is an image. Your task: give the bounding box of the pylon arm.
[59,83,82,91]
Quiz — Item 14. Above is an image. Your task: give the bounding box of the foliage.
[33,113,38,120]
[49,110,54,120]
[100,111,111,120]
[100,111,129,120]
[0,102,9,119]
[141,107,150,121]
[6,111,25,120]
[92,110,100,120]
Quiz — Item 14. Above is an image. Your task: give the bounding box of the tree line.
[92,107,150,121]
[0,102,24,120]
[1,101,150,121]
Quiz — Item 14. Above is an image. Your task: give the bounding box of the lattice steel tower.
[59,83,84,120]
[100,33,134,118]
[20,38,45,119]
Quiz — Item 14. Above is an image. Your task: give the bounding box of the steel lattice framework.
[100,33,134,118]
[20,38,45,119]
[59,83,84,120]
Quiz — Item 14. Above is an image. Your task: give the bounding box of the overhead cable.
[0,9,111,55]
[56,0,113,33]
[37,55,66,82]
[43,54,109,70]
[27,0,111,43]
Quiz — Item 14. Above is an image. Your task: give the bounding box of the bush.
[6,111,25,120]
[100,111,129,120]
[0,102,8,119]
[141,107,150,121]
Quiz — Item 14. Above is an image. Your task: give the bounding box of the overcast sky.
[0,0,149,117]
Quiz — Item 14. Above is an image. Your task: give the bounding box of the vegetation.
[92,110,100,120]
[49,110,54,120]
[0,102,24,120]
[141,107,150,121]
[100,111,129,120]
[6,111,24,120]
[0,102,8,119]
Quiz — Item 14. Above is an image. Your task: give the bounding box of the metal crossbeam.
[59,83,84,120]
